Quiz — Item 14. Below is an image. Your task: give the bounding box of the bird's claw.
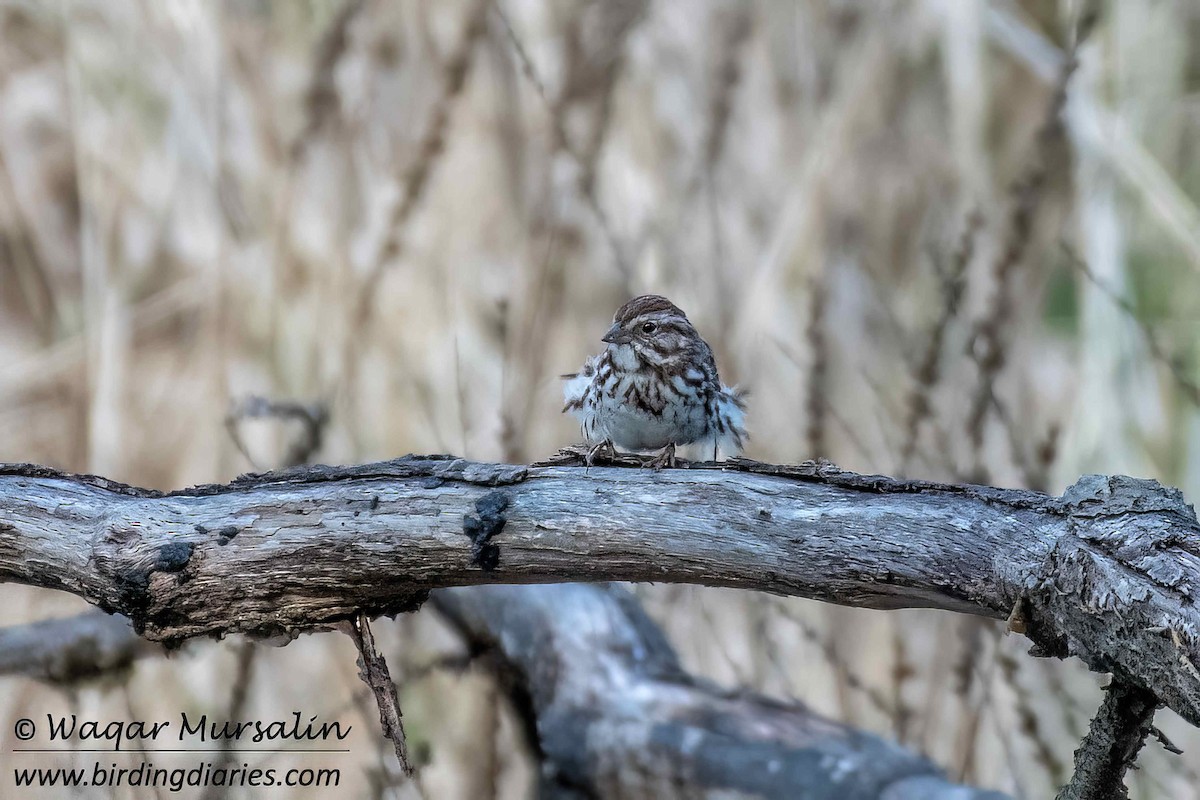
[586,439,616,467]
[647,443,676,470]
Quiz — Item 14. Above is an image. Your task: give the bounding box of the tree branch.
[0,611,159,683]
[0,592,1008,799]
[1055,680,1160,800]
[435,583,1009,799]
[1,453,1198,729]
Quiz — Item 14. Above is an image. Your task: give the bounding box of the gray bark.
[435,583,1009,800]
[1055,681,1160,800]
[1,454,1198,731]
[0,611,158,683]
[0,594,1007,799]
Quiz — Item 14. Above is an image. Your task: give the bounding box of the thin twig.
[1148,725,1183,756]
[224,395,328,470]
[348,611,413,777]
[988,388,1060,493]
[0,146,62,340]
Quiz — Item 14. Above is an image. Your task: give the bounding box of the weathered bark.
[435,583,1009,800]
[1,454,1198,731]
[0,594,1007,799]
[1055,681,1160,800]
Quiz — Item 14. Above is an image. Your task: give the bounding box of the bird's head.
[602,295,700,367]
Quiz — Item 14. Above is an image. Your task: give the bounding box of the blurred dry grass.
[2,0,1200,797]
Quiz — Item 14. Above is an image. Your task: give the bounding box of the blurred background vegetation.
[2,0,1200,797]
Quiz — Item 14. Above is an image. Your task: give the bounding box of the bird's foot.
[646,443,677,470]
[585,439,616,467]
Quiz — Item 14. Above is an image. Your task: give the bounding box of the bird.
[562,294,746,467]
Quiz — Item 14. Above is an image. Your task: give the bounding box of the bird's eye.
[641,322,657,334]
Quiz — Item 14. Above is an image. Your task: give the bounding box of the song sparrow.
[562,295,746,467]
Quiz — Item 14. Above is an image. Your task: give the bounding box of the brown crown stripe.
[613,294,688,325]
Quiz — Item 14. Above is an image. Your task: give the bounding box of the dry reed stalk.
[735,27,889,355]
[702,8,751,177]
[771,600,898,723]
[890,622,916,745]
[913,614,960,757]
[497,221,568,463]
[0,148,61,340]
[355,0,490,326]
[1066,244,1200,408]
[804,268,828,459]
[951,618,1000,783]
[996,644,1066,789]
[293,0,365,160]
[898,211,982,475]
[491,0,636,285]
[199,640,260,800]
[963,6,1098,482]
[987,3,1200,276]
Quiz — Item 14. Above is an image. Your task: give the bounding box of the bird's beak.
[601,324,630,345]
